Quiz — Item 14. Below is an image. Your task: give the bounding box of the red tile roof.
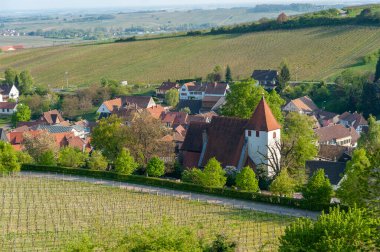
[41,110,65,125]
[156,82,179,91]
[0,102,16,109]
[103,98,123,111]
[145,105,166,119]
[246,97,281,131]
[315,124,356,143]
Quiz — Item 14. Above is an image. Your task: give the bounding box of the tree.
[278,61,291,90]
[206,65,223,82]
[87,151,108,170]
[207,234,237,252]
[277,13,288,23]
[19,70,34,94]
[269,169,295,197]
[16,151,34,165]
[146,157,165,177]
[23,131,58,163]
[0,141,21,173]
[225,65,232,82]
[201,157,227,188]
[38,150,57,166]
[361,82,380,117]
[221,79,285,122]
[235,166,259,192]
[337,149,372,208]
[358,116,380,166]
[114,148,138,175]
[279,207,380,251]
[4,68,18,85]
[58,147,87,168]
[165,88,179,107]
[180,107,191,114]
[375,53,380,82]
[302,169,333,205]
[11,104,31,127]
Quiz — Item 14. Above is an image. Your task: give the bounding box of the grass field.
[0,175,294,251]
[1,25,379,87]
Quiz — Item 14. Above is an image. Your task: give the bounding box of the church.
[181,97,281,176]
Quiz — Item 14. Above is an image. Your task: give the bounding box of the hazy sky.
[3,0,358,11]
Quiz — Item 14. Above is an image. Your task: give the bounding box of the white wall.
[96,104,111,114]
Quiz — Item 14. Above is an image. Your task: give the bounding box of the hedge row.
[21,164,340,212]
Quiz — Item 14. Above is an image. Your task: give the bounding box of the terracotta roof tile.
[290,96,319,113]
[315,124,355,143]
[246,97,281,131]
[103,98,123,111]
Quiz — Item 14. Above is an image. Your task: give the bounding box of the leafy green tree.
[282,112,318,182]
[58,147,87,168]
[0,141,21,173]
[375,52,380,82]
[235,166,259,192]
[278,61,291,90]
[207,234,237,252]
[279,207,380,251]
[302,169,333,205]
[269,169,295,197]
[11,104,31,127]
[207,65,223,82]
[165,88,179,107]
[38,150,57,166]
[361,82,380,118]
[19,70,34,94]
[23,131,58,162]
[180,107,191,114]
[337,149,372,208]
[358,116,380,165]
[225,65,232,82]
[182,168,204,185]
[87,151,108,170]
[146,157,165,177]
[4,68,18,85]
[221,79,285,122]
[201,157,227,188]
[115,148,138,175]
[16,151,34,164]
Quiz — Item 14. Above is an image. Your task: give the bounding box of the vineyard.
[1,26,380,87]
[0,175,295,251]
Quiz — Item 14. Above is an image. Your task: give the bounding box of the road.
[20,171,320,219]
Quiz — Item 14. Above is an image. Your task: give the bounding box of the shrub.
[235,166,259,192]
[114,148,138,175]
[302,169,333,205]
[58,147,87,168]
[201,157,227,188]
[207,234,237,252]
[146,157,165,177]
[16,151,34,165]
[270,170,296,197]
[0,141,20,173]
[87,151,108,170]
[279,207,380,251]
[38,150,57,166]
[182,168,204,185]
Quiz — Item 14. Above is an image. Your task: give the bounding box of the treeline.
[209,7,380,35]
[248,3,326,13]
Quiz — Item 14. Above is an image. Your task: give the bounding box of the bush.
[235,166,259,192]
[114,148,138,175]
[270,170,296,197]
[302,169,333,205]
[201,158,227,188]
[279,207,380,251]
[182,168,204,185]
[58,147,87,168]
[38,150,57,166]
[0,141,20,173]
[16,151,34,165]
[87,151,108,170]
[146,157,165,177]
[207,234,237,252]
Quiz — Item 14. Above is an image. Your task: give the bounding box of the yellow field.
[1,26,380,87]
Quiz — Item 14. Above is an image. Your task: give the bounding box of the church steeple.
[246,96,281,132]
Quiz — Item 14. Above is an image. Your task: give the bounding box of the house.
[97,96,156,114]
[315,110,340,127]
[339,112,368,134]
[251,70,279,90]
[316,144,353,162]
[314,124,359,147]
[145,105,167,119]
[156,81,179,97]
[188,112,217,124]
[179,82,229,100]
[40,110,66,125]
[0,84,19,101]
[161,112,188,128]
[283,96,319,115]
[181,97,281,176]
[33,125,89,139]
[0,102,17,115]
[306,161,346,190]
[0,128,8,142]
[200,96,226,113]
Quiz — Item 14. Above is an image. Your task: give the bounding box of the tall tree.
[23,132,58,163]
[4,68,18,85]
[19,70,34,94]
[277,13,288,23]
[225,65,232,82]
[206,65,223,82]
[375,52,380,82]
[302,169,333,205]
[278,61,291,90]
[221,79,285,122]
[165,88,179,107]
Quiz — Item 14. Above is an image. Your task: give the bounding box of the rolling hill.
[1,25,380,87]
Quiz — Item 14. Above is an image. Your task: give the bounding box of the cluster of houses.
[0,84,19,115]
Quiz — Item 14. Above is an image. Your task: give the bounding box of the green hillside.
[1,25,380,87]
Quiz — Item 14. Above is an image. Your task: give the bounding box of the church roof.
[246,97,281,131]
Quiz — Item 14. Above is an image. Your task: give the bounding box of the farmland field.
[1,26,379,87]
[0,175,294,251]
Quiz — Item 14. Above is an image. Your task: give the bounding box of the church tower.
[245,97,281,177]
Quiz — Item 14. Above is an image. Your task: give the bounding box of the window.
[273,132,276,138]
[256,131,260,137]
[248,130,251,137]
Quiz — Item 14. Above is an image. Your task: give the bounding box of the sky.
[2,0,368,11]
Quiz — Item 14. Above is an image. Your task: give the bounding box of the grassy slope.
[1,25,380,87]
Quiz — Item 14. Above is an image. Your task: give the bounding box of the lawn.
[0,176,294,251]
[1,26,380,87]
